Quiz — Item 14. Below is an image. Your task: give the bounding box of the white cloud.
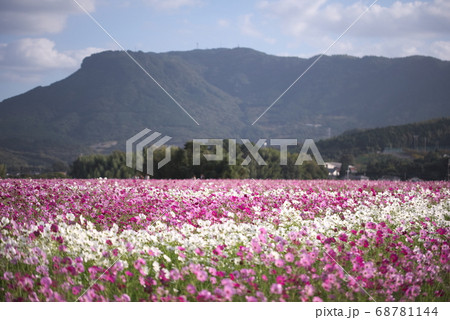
[0,38,76,70]
[259,0,450,38]
[257,0,450,59]
[239,14,276,45]
[426,41,450,60]
[0,38,104,78]
[142,0,201,10]
[0,0,96,35]
[240,14,262,38]
[218,19,230,28]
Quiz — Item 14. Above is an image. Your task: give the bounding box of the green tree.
[0,164,6,178]
[69,152,135,178]
[52,160,69,173]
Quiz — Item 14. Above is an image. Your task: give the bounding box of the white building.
[325,162,342,177]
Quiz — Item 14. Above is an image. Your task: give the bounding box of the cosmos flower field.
[0,179,449,302]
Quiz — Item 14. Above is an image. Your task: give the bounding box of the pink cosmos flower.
[29,292,40,302]
[275,259,285,268]
[20,276,34,290]
[3,271,13,281]
[195,248,204,256]
[223,285,235,300]
[75,262,85,273]
[304,284,314,296]
[208,267,217,276]
[133,258,146,270]
[125,270,134,277]
[390,253,399,263]
[119,294,131,302]
[312,296,323,302]
[299,253,313,268]
[407,285,421,299]
[258,232,267,243]
[276,243,284,252]
[251,239,262,253]
[322,280,332,291]
[216,271,225,277]
[270,283,283,295]
[256,291,267,302]
[72,286,82,296]
[366,222,376,229]
[40,276,52,288]
[186,284,196,295]
[285,252,294,262]
[170,269,181,281]
[36,265,49,277]
[197,290,212,301]
[196,270,208,282]
[276,275,286,285]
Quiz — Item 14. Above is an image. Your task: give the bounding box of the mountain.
[1,47,450,170]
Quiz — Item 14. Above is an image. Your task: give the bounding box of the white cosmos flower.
[1,217,9,226]
[2,184,448,269]
[141,266,149,276]
[152,261,160,274]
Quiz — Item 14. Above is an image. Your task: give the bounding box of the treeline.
[316,117,450,159]
[364,152,449,180]
[69,141,328,179]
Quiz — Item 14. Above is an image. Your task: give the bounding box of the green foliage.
[52,160,69,172]
[70,151,136,179]
[362,152,448,180]
[0,164,6,178]
[317,118,450,160]
[69,142,328,180]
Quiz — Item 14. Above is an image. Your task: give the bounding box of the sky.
[0,0,450,101]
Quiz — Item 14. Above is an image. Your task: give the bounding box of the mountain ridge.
[1,47,449,169]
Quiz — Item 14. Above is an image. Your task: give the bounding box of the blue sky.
[1,0,449,101]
